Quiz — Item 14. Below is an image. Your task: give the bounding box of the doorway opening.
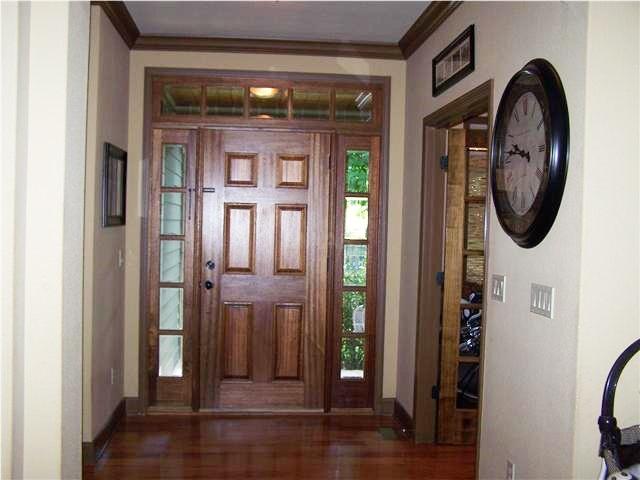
[413,80,493,446]
[139,69,390,413]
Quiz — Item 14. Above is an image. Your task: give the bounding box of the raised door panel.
[277,155,308,188]
[274,205,307,275]
[225,153,257,187]
[274,304,303,380]
[222,303,253,379]
[223,203,256,273]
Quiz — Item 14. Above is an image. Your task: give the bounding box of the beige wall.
[401,2,639,479]
[124,51,406,399]
[2,2,89,477]
[573,3,640,477]
[83,5,130,442]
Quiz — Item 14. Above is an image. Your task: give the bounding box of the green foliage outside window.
[346,150,370,193]
[342,291,366,333]
[341,337,365,372]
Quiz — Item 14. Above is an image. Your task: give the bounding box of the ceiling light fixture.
[250,87,279,99]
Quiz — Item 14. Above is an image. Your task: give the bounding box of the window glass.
[161,85,201,115]
[344,198,368,240]
[159,335,183,377]
[160,240,184,283]
[292,89,330,120]
[465,203,485,250]
[161,144,186,188]
[206,86,244,116]
[342,291,366,333]
[343,244,367,287]
[335,90,373,122]
[249,87,288,119]
[160,193,184,236]
[340,337,365,379]
[159,288,183,330]
[345,150,369,193]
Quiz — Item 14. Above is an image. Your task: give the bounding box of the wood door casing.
[199,130,331,410]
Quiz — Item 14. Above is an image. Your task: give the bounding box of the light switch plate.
[491,274,506,302]
[531,283,554,318]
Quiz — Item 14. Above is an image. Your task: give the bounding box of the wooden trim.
[424,80,493,128]
[393,399,415,438]
[125,396,142,414]
[414,81,493,450]
[399,1,462,59]
[91,1,140,49]
[134,35,404,60]
[82,398,126,466]
[413,126,447,444]
[94,1,458,60]
[380,397,395,416]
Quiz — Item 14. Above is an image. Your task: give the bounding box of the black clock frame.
[490,58,569,248]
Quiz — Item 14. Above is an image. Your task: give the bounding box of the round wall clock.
[490,58,569,248]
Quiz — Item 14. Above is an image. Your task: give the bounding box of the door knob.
[204,280,214,290]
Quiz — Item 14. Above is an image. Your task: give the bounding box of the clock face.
[490,59,569,248]
[503,92,547,216]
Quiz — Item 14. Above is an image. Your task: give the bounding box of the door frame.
[137,67,391,414]
[413,80,493,443]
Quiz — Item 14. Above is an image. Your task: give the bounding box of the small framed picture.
[102,142,127,227]
[432,25,475,97]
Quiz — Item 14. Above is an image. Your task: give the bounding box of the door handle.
[205,260,215,270]
[204,280,214,290]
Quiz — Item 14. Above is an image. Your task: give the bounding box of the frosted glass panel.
[159,335,183,377]
[340,337,365,379]
[343,244,367,287]
[342,291,366,333]
[159,288,183,330]
[464,255,484,286]
[160,192,184,235]
[344,197,368,240]
[162,144,185,187]
[160,240,184,283]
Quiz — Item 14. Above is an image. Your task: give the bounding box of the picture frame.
[102,142,127,227]
[432,25,475,97]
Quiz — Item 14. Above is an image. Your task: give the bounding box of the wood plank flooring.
[84,415,475,479]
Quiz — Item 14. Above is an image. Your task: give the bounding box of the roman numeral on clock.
[511,189,518,204]
[537,118,544,130]
[522,97,528,115]
[536,167,543,181]
[514,109,520,122]
[538,144,545,152]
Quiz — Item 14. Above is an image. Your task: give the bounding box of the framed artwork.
[432,25,475,97]
[102,142,127,227]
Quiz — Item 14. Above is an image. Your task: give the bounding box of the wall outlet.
[491,274,506,302]
[506,460,515,480]
[530,283,555,318]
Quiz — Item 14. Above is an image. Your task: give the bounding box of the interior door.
[199,129,331,410]
[437,121,488,443]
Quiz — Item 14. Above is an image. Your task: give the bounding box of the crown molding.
[91,1,140,48]
[93,1,460,60]
[399,1,462,58]
[133,36,403,60]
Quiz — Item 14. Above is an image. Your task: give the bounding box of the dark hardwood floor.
[84,415,475,479]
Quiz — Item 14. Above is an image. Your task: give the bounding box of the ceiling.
[125,1,429,44]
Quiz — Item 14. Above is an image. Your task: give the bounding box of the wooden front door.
[199,130,331,410]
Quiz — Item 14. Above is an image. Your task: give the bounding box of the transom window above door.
[152,75,382,129]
